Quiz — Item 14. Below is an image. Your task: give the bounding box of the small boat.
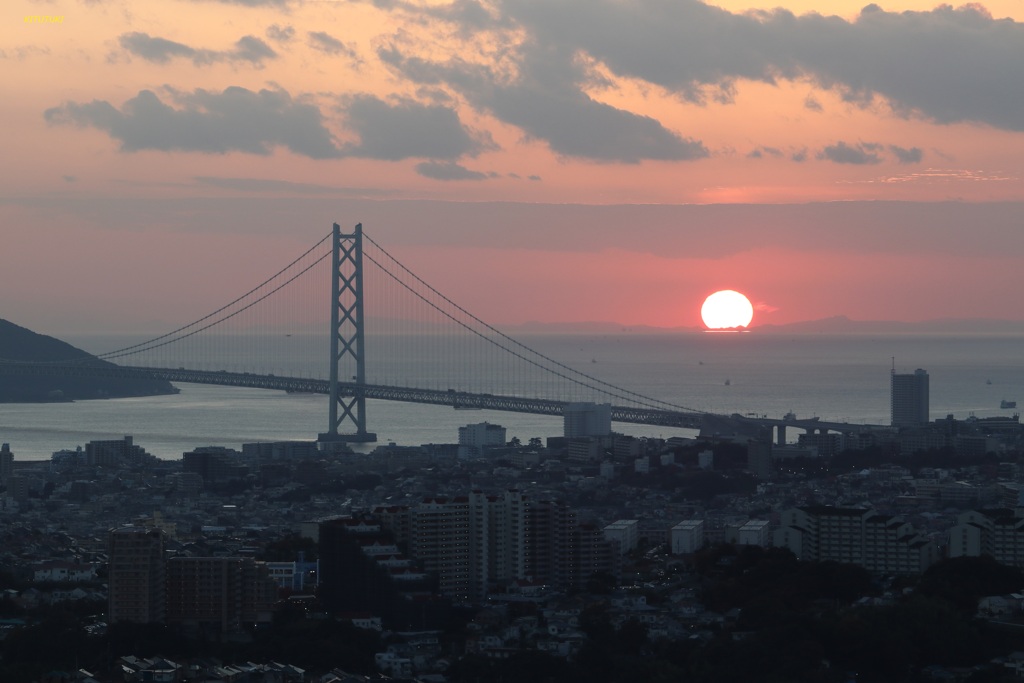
[724,379,730,386]
[1001,400,1017,409]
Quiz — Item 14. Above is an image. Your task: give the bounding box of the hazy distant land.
[512,316,1024,335]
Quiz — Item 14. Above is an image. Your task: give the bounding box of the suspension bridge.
[0,224,867,445]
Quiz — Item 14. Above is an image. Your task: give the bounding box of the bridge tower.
[319,223,377,445]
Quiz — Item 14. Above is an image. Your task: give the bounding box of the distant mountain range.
[0,319,177,402]
[511,316,1024,335]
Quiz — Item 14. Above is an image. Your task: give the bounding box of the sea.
[2,332,1022,462]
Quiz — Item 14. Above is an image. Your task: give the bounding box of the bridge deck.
[0,362,886,433]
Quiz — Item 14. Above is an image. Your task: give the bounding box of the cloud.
[266,24,295,43]
[0,45,51,61]
[188,0,292,5]
[889,145,923,164]
[118,32,277,66]
[45,86,343,158]
[404,0,1024,134]
[379,47,708,163]
[748,146,782,159]
[818,141,883,165]
[340,94,496,160]
[233,36,276,64]
[308,31,357,59]
[414,161,489,180]
[44,87,501,164]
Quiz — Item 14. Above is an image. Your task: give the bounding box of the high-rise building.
[891,368,930,428]
[108,527,165,624]
[0,443,13,487]
[373,489,617,603]
[165,557,276,632]
[411,496,474,602]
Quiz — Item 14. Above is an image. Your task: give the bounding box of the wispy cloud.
[415,161,489,181]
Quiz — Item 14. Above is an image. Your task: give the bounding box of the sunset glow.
[2,1,1024,333]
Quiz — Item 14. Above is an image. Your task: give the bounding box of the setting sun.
[701,290,754,330]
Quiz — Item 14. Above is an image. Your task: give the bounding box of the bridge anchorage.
[319,222,377,445]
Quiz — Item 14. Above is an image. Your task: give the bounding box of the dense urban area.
[4,371,1024,682]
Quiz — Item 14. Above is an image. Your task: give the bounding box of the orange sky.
[3,0,1024,332]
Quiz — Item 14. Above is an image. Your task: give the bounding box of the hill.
[0,319,177,402]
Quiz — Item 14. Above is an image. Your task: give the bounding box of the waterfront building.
[891,368,930,428]
[86,436,151,467]
[564,402,612,438]
[457,422,507,459]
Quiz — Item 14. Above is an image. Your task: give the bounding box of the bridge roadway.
[0,362,888,436]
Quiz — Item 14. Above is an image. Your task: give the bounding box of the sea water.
[1,333,1021,461]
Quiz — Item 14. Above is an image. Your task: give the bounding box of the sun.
[701,290,754,330]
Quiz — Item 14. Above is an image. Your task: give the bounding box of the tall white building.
[564,402,611,438]
[108,527,165,624]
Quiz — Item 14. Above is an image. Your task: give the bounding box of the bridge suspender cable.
[362,232,706,415]
[91,232,334,362]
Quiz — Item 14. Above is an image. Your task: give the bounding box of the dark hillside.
[0,319,177,402]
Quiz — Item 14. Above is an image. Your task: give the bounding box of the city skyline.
[3,0,1024,333]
